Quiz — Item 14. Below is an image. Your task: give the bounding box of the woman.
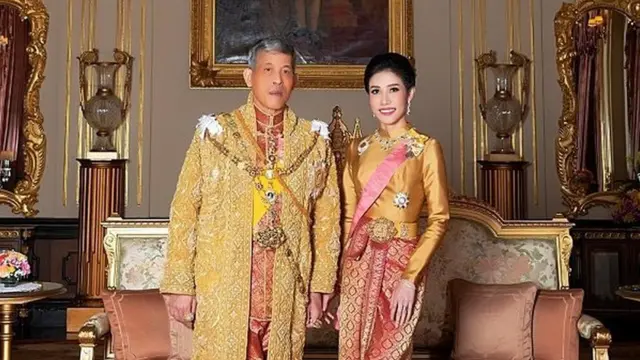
[335,52,450,359]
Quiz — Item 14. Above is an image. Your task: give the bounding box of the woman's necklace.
[373,129,411,151]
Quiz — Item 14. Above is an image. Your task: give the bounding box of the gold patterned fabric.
[339,125,450,359]
[159,95,341,360]
[342,125,450,284]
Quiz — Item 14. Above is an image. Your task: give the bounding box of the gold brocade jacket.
[159,98,341,360]
[342,125,450,284]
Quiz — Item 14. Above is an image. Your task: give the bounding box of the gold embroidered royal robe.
[160,98,341,360]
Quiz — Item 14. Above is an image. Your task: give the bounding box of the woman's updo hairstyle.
[364,52,416,93]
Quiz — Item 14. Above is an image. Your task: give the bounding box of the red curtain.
[573,11,603,191]
[0,4,30,165]
[626,24,640,175]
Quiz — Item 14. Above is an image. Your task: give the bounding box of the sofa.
[77,194,611,360]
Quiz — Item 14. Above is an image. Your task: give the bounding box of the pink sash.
[348,141,409,239]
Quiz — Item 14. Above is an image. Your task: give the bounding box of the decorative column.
[478,160,529,220]
[76,159,126,307]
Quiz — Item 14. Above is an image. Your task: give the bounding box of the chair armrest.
[79,312,110,360]
[79,312,110,342]
[578,314,611,360]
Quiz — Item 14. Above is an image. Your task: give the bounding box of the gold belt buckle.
[366,218,398,244]
[255,227,287,249]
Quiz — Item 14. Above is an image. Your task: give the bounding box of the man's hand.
[306,292,323,328]
[164,294,197,326]
[390,280,416,327]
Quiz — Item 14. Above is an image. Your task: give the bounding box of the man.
[160,37,341,360]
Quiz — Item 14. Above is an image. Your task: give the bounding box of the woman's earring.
[407,102,412,115]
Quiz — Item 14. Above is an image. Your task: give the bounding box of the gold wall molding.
[136,0,147,206]
[528,0,539,205]
[0,0,49,217]
[115,0,132,206]
[62,0,72,206]
[458,0,465,194]
[554,0,640,217]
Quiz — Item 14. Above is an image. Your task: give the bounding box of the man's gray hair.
[248,37,297,71]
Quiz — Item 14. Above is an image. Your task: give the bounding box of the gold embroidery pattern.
[160,97,341,359]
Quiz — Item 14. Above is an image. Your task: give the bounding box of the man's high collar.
[255,106,285,128]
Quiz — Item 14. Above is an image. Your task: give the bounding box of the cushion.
[163,295,194,360]
[449,279,537,360]
[533,289,584,360]
[101,289,170,360]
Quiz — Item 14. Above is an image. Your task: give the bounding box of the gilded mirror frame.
[0,0,48,217]
[189,0,413,89]
[555,0,640,217]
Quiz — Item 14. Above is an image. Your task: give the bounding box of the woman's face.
[367,70,415,127]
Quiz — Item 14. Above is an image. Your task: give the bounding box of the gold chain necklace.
[209,111,311,295]
[210,132,318,180]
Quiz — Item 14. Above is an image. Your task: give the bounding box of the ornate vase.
[82,63,124,152]
[79,49,133,153]
[484,64,522,154]
[475,50,531,160]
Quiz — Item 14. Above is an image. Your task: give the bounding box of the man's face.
[243,50,296,112]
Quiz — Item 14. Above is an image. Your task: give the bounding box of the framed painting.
[190,0,413,89]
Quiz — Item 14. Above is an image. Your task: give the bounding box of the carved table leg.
[0,304,15,360]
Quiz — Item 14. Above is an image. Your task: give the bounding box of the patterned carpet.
[12,341,104,360]
[8,341,640,359]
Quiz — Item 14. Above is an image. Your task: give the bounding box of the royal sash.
[347,141,410,240]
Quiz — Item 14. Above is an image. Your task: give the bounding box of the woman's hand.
[323,308,340,330]
[390,279,416,326]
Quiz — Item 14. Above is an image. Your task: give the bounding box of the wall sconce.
[587,13,607,40]
[0,151,14,189]
[0,35,8,51]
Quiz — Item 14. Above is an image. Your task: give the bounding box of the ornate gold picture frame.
[554,0,640,217]
[190,0,413,89]
[0,0,48,217]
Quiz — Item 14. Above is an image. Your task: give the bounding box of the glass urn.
[484,64,522,154]
[78,49,133,153]
[82,63,124,152]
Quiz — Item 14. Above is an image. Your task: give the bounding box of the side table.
[617,285,640,303]
[0,282,66,360]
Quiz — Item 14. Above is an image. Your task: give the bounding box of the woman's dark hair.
[364,52,416,93]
